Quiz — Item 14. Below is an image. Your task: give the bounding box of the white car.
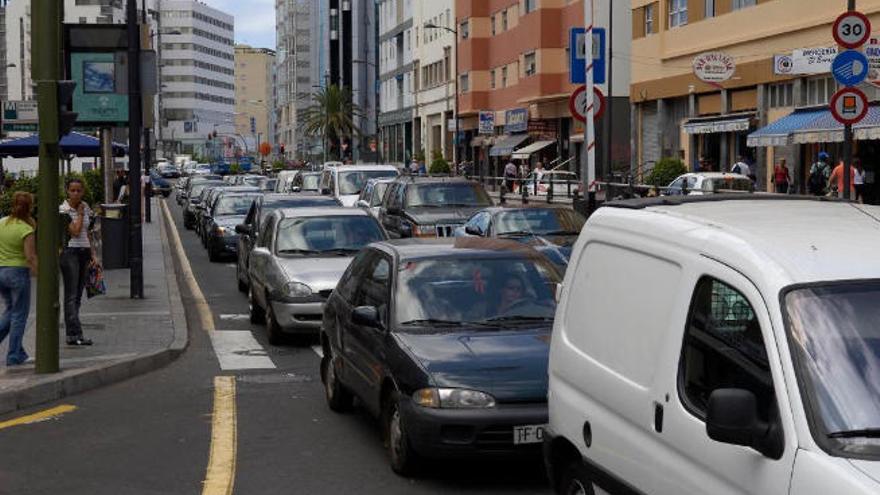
[355,177,395,218]
[545,196,880,495]
[526,170,579,197]
[319,164,399,207]
[665,172,753,195]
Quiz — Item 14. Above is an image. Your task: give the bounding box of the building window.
[733,0,756,10]
[769,82,794,108]
[645,4,654,35]
[502,10,508,31]
[669,0,688,28]
[490,69,496,89]
[524,0,537,14]
[704,0,715,18]
[807,76,836,106]
[524,52,536,76]
[491,15,496,36]
[460,73,469,93]
[501,66,508,88]
[460,20,469,40]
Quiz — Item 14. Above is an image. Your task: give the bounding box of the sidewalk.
[0,201,188,415]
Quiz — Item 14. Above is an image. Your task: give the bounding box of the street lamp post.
[353,59,381,163]
[424,22,459,172]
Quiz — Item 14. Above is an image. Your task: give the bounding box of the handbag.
[86,262,107,298]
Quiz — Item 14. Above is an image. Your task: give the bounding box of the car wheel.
[383,390,420,476]
[266,302,285,346]
[559,460,595,495]
[322,345,353,412]
[248,286,265,324]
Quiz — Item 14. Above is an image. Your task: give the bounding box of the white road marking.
[210,331,276,370]
[218,314,250,321]
[225,264,236,269]
[311,345,324,359]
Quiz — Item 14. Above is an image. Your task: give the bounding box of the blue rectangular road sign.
[570,27,606,85]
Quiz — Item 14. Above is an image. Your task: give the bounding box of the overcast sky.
[204,0,276,50]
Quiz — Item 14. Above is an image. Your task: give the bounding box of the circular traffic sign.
[833,11,872,49]
[569,86,605,123]
[830,87,869,125]
[832,49,870,87]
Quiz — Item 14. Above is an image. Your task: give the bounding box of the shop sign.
[478,111,495,135]
[505,108,528,133]
[692,52,736,83]
[71,52,129,124]
[528,119,558,141]
[774,47,837,75]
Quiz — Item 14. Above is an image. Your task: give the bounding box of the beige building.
[235,45,275,154]
[631,0,880,198]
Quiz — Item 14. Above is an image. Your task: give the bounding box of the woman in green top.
[0,192,37,366]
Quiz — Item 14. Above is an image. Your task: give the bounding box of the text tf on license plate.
[513,424,547,445]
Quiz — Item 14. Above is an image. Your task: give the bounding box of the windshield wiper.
[542,230,581,236]
[480,315,554,324]
[400,319,467,327]
[499,231,536,237]
[319,248,361,255]
[828,429,880,439]
[277,249,321,255]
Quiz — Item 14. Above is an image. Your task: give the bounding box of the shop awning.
[489,134,529,157]
[683,114,753,135]
[791,105,880,144]
[511,140,555,160]
[746,109,828,147]
[471,136,492,147]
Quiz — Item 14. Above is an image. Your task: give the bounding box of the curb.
[0,200,190,416]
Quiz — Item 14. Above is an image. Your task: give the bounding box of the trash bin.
[101,203,129,269]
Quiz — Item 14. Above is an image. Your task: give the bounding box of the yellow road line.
[202,376,237,495]
[0,405,77,431]
[160,200,215,332]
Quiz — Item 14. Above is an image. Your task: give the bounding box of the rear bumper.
[208,234,238,254]
[400,398,548,458]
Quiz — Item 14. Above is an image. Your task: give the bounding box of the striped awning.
[792,105,880,144]
[512,140,555,159]
[747,109,827,147]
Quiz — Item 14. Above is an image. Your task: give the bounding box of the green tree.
[645,158,687,187]
[429,149,450,175]
[300,85,363,161]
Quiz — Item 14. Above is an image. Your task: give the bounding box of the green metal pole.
[33,0,63,374]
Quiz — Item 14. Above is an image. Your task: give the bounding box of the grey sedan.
[247,207,387,344]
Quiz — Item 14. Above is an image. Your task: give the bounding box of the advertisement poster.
[71,52,128,124]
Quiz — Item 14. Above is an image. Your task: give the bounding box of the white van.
[545,196,880,494]
[319,164,399,207]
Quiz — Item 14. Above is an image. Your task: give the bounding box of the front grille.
[435,224,457,237]
[293,313,322,322]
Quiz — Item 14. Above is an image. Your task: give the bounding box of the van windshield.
[785,281,880,457]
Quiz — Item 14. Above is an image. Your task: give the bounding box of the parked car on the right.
[545,196,880,495]
[664,172,753,196]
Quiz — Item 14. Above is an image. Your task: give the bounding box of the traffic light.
[57,80,78,137]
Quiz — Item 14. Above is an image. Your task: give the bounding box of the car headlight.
[413,224,437,238]
[413,388,496,409]
[283,281,313,298]
[213,225,227,235]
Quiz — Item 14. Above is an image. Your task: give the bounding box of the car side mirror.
[465,225,483,236]
[235,224,252,235]
[352,306,382,329]
[706,389,783,459]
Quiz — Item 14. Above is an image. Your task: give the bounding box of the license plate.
[513,424,546,445]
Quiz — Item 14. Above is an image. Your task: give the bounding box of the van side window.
[679,277,775,422]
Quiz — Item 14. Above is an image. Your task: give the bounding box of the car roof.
[325,164,398,172]
[598,195,880,285]
[276,207,372,219]
[474,205,576,215]
[394,175,480,185]
[677,172,751,180]
[366,177,396,185]
[373,238,551,262]
[262,193,337,204]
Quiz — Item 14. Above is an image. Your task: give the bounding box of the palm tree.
[300,85,364,161]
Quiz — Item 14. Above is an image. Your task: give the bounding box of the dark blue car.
[321,238,562,475]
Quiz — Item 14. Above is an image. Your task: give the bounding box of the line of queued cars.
[170,161,880,491]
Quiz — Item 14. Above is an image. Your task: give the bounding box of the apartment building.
[158,0,235,156]
[234,45,275,154]
[66,0,125,24]
[412,0,456,164]
[456,0,630,178]
[378,0,415,163]
[631,0,880,196]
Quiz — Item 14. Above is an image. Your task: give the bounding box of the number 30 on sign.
[833,11,872,49]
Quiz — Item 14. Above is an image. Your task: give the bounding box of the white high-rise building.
[65,0,125,24]
[378,0,415,164]
[158,0,234,157]
[412,0,455,165]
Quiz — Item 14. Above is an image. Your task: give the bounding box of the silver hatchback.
[247,207,387,344]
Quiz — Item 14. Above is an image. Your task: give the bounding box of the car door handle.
[654,402,664,433]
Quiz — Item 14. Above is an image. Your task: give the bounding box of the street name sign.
[832,49,870,87]
[569,85,605,123]
[831,87,869,125]
[833,11,872,49]
[569,27,606,85]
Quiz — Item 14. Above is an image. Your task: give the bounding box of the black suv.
[379,177,493,238]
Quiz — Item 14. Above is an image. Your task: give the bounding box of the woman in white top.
[59,178,96,346]
[854,158,867,204]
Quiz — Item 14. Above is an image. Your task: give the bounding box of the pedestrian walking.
[60,178,96,346]
[829,160,856,200]
[854,158,867,203]
[809,152,832,196]
[772,158,791,194]
[731,155,751,177]
[0,192,37,365]
[112,169,126,201]
[503,160,517,192]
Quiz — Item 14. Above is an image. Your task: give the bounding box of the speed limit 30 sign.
[833,11,872,49]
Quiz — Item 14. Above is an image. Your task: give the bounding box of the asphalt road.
[0,197,552,494]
